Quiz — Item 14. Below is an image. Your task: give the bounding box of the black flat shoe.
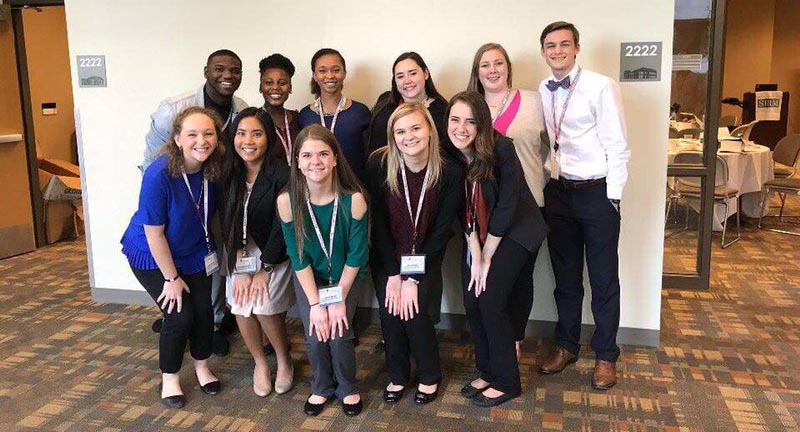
[460,383,490,399]
[200,380,221,395]
[341,399,363,416]
[158,383,186,409]
[414,388,438,405]
[472,391,520,407]
[383,386,404,404]
[304,396,330,417]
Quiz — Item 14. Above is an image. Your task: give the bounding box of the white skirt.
[225,240,294,317]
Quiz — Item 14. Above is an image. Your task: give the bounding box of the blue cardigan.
[121,155,217,274]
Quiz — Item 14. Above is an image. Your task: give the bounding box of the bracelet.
[164,275,180,283]
[309,302,319,307]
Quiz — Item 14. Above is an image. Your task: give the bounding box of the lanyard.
[275,110,292,164]
[464,180,478,233]
[316,95,346,134]
[491,89,512,123]
[550,67,583,152]
[240,186,253,253]
[306,192,339,284]
[399,160,430,254]
[181,171,211,252]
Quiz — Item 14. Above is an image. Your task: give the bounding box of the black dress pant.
[374,269,442,387]
[509,244,540,341]
[544,179,621,362]
[131,266,213,373]
[462,238,534,395]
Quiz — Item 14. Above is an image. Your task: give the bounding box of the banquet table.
[667,139,774,231]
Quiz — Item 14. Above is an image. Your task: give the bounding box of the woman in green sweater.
[277,123,368,417]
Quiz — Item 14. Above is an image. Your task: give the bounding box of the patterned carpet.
[1,215,799,431]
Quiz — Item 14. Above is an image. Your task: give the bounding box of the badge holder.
[318,283,343,306]
[400,254,426,275]
[204,251,219,276]
[234,253,259,274]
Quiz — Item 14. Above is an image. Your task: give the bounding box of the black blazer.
[246,162,290,265]
[364,150,465,281]
[472,137,548,252]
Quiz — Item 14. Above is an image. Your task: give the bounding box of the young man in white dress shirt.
[535,21,630,390]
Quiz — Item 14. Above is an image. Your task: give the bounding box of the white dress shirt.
[539,64,630,200]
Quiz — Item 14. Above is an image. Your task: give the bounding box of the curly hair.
[162,106,225,181]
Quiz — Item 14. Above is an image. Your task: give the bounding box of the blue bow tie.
[546,76,571,92]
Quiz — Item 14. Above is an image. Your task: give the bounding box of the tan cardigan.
[502,89,550,206]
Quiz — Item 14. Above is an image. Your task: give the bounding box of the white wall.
[65,0,672,334]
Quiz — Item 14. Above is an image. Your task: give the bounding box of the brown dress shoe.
[592,360,617,390]
[537,347,578,375]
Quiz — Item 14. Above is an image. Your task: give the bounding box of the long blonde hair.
[287,124,365,254]
[380,103,442,195]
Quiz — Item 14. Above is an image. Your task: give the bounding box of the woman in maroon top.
[364,103,464,406]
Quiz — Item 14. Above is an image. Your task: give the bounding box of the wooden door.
[0,15,36,258]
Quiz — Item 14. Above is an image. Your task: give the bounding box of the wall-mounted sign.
[619,42,662,82]
[76,55,107,88]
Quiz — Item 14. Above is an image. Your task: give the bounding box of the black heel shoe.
[304,396,330,416]
[414,387,438,405]
[158,383,186,409]
[472,390,520,407]
[383,385,405,404]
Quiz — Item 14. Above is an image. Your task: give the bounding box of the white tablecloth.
[667,139,774,231]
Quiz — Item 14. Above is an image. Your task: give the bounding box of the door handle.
[0,134,23,144]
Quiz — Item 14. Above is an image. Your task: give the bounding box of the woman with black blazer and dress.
[367,52,457,163]
[447,91,548,407]
[220,108,294,397]
[364,103,465,405]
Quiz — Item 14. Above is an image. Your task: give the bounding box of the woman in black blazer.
[446,91,548,407]
[364,103,465,405]
[220,108,295,397]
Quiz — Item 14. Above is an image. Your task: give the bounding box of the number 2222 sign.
[77,55,107,88]
[619,42,662,82]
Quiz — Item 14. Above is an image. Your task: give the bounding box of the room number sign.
[77,55,108,88]
[619,42,662,82]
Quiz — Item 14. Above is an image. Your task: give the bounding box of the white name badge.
[234,256,259,274]
[400,254,426,275]
[318,284,343,307]
[204,252,220,276]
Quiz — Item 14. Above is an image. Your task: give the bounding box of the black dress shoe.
[383,386,404,404]
[472,391,520,407]
[460,383,490,399]
[152,318,163,333]
[341,399,363,416]
[200,380,221,395]
[304,396,330,416]
[374,340,385,352]
[158,383,186,409]
[212,330,230,357]
[414,388,438,405]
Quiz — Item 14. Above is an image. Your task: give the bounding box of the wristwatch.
[261,263,275,273]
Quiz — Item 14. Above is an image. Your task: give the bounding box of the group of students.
[121,20,630,416]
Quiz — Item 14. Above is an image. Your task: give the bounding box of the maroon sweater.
[385,165,438,261]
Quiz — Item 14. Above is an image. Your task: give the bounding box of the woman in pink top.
[468,42,550,358]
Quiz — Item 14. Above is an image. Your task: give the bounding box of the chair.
[771,134,800,179]
[757,177,800,236]
[667,152,741,248]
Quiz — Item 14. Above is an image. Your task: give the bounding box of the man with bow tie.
[536,21,630,390]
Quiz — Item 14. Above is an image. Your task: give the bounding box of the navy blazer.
[474,137,548,252]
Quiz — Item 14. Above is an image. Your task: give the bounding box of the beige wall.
[66,0,674,334]
[22,6,76,163]
[722,0,800,133]
[771,0,800,133]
